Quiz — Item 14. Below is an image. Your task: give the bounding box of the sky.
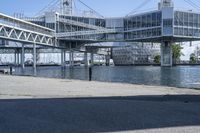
[0,0,199,17]
[0,0,200,60]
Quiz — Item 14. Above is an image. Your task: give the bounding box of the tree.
[172,44,184,65]
[154,55,160,64]
[153,44,183,65]
[190,53,197,63]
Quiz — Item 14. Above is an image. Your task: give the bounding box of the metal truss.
[0,13,56,46]
[0,23,55,46]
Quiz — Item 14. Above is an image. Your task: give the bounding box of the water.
[2,66,200,89]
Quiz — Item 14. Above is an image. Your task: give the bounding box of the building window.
[163,19,173,27]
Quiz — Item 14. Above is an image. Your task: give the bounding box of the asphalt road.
[0,95,200,133]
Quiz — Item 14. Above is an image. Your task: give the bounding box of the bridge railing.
[56,28,120,38]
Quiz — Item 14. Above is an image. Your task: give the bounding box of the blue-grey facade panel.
[123,11,162,41]
[174,11,200,38]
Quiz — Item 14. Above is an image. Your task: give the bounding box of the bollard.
[89,66,92,81]
[10,66,13,75]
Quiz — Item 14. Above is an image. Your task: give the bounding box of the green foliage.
[154,55,161,64]
[190,53,197,63]
[172,44,184,60]
[190,56,197,63]
[172,44,184,64]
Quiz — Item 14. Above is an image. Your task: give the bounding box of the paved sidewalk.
[0,75,200,133]
[0,75,200,99]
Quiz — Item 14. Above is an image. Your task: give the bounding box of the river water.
[4,65,199,89]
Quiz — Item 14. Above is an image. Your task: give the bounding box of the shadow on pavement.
[0,95,200,133]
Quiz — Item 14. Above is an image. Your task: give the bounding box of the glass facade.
[57,15,105,40]
[174,11,200,37]
[163,19,173,35]
[124,11,162,41]
[112,43,160,65]
[25,9,200,41]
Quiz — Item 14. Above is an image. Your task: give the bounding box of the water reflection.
[6,65,200,89]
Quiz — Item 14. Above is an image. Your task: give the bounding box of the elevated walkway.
[56,29,118,38]
[0,13,55,46]
[58,18,107,30]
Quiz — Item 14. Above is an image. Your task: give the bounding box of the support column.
[90,52,94,66]
[61,49,65,67]
[69,42,74,67]
[71,51,74,67]
[17,49,20,66]
[21,44,25,69]
[64,50,66,66]
[33,43,36,69]
[69,51,71,66]
[69,50,74,67]
[84,52,88,67]
[14,49,17,66]
[161,41,173,67]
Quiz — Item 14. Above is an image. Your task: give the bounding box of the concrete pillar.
[33,43,36,69]
[69,51,71,66]
[61,49,65,67]
[84,52,88,67]
[69,50,74,67]
[61,50,63,66]
[70,50,74,67]
[161,41,173,67]
[21,44,25,69]
[64,50,66,66]
[90,52,94,66]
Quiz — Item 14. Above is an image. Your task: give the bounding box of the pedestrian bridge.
[0,13,55,46]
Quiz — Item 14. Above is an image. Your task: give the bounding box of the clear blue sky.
[0,0,198,17]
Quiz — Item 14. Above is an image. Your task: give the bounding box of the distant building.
[112,43,160,65]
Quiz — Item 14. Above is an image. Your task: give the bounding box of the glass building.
[112,43,160,65]
[23,0,200,66]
